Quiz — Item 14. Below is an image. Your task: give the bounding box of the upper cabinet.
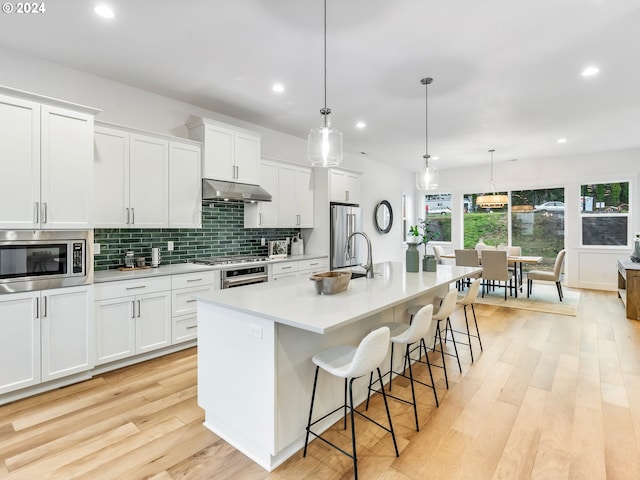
[244,159,278,228]
[329,168,360,204]
[0,89,98,230]
[186,117,260,185]
[94,123,201,229]
[278,164,314,228]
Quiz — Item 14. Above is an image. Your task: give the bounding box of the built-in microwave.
[0,230,93,294]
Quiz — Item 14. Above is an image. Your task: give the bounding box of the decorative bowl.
[309,271,352,295]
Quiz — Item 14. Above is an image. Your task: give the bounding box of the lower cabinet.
[94,277,171,365]
[271,258,328,281]
[0,285,92,395]
[171,271,217,344]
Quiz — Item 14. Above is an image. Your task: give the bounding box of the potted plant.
[408,218,439,271]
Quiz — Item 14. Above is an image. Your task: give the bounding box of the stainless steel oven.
[0,230,93,294]
[221,265,268,289]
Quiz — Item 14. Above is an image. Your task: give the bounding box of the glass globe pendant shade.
[415,165,439,191]
[308,109,343,167]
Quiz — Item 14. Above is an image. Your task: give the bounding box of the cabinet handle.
[126,207,130,225]
[137,299,141,318]
[42,203,48,224]
[34,202,39,224]
[43,296,48,317]
[310,262,319,266]
[131,207,135,224]
[281,266,293,270]
[131,300,136,319]
[235,165,239,179]
[35,297,39,319]
[126,285,146,290]
[186,278,203,282]
[258,213,262,226]
[186,299,197,303]
[345,191,349,202]
[186,325,197,330]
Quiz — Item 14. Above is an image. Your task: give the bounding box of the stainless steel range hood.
[202,179,272,202]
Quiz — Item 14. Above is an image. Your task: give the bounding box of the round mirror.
[375,200,393,234]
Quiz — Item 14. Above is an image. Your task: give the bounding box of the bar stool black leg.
[376,367,399,457]
[348,378,358,480]
[463,305,474,363]
[303,366,320,457]
[447,317,462,373]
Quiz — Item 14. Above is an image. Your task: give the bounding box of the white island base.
[196,262,480,471]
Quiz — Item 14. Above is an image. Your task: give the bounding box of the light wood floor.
[2,289,640,479]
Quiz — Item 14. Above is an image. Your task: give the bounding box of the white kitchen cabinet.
[129,133,169,228]
[187,117,261,185]
[271,257,328,281]
[94,123,201,229]
[94,277,171,365]
[0,286,92,395]
[278,164,314,227]
[169,141,202,228]
[0,90,97,230]
[41,286,92,382]
[0,292,40,394]
[244,159,278,228]
[171,271,217,344]
[329,168,360,204]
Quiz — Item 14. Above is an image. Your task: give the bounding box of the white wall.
[0,47,414,265]
[428,149,640,290]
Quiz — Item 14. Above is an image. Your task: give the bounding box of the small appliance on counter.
[291,233,304,256]
[123,250,135,269]
[151,247,161,267]
[268,240,288,259]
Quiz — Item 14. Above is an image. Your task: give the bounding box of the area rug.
[474,283,580,316]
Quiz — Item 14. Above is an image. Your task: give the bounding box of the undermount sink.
[349,271,368,279]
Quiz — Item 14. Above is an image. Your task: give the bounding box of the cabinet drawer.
[172,285,213,316]
[173,314,197,344]
[171,271,217,290]
[272,262,298,275]
[298,258,328,274]
[94,276,171,300]
[273,272,297,281]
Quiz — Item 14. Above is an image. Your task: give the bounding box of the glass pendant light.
[476,149,509,208]
[308,0,343,167]
[416,77,438,190]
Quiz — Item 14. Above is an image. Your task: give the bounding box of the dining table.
[441,251,543,291]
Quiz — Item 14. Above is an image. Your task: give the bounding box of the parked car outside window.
[534,201,564,212]
[426,206,451,215]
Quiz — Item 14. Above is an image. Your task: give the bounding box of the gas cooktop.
[192,255,269,266]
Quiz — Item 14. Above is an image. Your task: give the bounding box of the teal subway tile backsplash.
[94,201,300,270]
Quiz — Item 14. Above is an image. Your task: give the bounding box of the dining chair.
[480,250,516,300]
[433,245,445,265]
[507,245,522,283]
[527,249,566,301]
[454,249,480,290]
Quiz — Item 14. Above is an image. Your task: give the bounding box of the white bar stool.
[303,326,398,480]
[366,304,438,432]
[451,278,483,362]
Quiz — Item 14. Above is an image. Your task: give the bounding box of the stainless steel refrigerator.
[330,204,362,270]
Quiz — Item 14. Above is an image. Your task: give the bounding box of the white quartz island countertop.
[195,261,482,471]
[195,262,481,334]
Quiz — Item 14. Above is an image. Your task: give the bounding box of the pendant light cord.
[489,149,496,193]
[323,0,327,111]
[421,77,433,168]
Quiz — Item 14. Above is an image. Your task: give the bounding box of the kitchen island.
[195,261,481,471]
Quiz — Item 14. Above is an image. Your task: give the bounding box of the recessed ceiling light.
[272,83,284,93]
[581,66,599,77]
[355,121,366,129]
[557,138,568,144]
[94,4,114,18]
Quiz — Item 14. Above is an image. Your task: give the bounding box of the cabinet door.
[0,94,40,229]
[169,141,202,228]
[277,164,298,227]
[40,105,94,228]
[95,296,136,365]
[296,167,314,227]
[129,134,169,228]
[202,124,235,181]
[41,286,92,382]
[344,173,360,204]
[234,132,260,184]
[0,292,40,394]
[136,291,171,354]
[93,126,130,227]
[329,169,347,203]
[172,285,213,317]
[245,160,278,228]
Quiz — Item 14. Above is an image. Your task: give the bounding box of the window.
[462,192,508,248]
[422,193,451,242]
[511,188,565,267]
[580,182,629,246]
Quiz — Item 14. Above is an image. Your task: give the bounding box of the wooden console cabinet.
[618,259,640,320]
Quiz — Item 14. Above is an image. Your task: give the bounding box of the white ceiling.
[1,0,639,171]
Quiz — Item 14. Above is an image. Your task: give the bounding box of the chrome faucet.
[346,231,374,278]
